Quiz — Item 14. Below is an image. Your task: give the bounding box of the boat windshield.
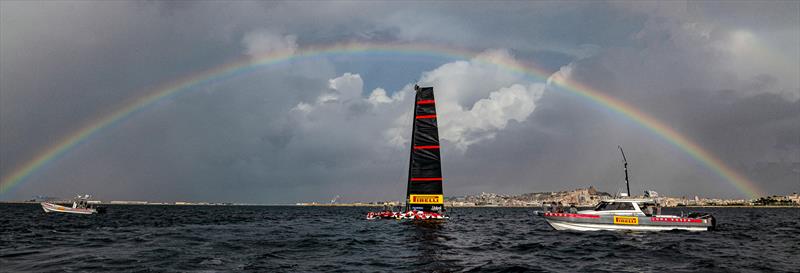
[594,201,635,211]
[637,202,657,207]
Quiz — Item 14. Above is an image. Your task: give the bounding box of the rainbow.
[0,42,763,198]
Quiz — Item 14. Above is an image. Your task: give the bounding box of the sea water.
[1,204,798,272]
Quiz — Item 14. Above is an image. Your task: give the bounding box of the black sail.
[406,85,444,213]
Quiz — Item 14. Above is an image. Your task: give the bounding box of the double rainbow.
[0,42,762,198]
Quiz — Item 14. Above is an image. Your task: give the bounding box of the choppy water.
[1,204,798,272]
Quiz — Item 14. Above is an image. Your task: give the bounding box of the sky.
[1,1,798,203]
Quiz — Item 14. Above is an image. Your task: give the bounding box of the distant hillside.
[446,186,612,206]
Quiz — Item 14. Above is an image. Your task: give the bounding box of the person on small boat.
[568,204,578,214]
[380,204,393,215]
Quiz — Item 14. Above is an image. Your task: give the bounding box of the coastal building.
[785,193,800,205]
[445,187,611,207]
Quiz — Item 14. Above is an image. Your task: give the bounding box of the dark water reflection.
[1,204,798,272]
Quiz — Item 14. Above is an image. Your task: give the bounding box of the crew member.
[568,204,578,214]
[643,205,654,216]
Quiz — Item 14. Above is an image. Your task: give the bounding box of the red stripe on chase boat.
[650,217,703,223]
[544,212,600,218]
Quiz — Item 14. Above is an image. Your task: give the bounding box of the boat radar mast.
[619,145,631,197]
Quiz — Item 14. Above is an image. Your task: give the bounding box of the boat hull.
[366,210,447,220]
[541,212,712,232]
[41,202,97,215]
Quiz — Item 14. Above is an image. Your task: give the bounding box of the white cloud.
[241,29,298,58]
[328,72,364,101]
[297,73,367,109]
[294,50,545,152]
[368,88,398,105]
[291,102,312,114]
[441,84,544,149]
[547,64,573,86]
[415,49,545,150]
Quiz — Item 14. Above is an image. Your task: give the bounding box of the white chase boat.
[41,195,101,215]
[539,146,716,231]
[541,198,715,231]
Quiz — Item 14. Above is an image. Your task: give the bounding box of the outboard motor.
[688,212,716,231]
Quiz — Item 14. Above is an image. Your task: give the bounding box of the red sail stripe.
[413,145,440,149]
[416,115,437,119]
[410,177,443,181]
[417,100,435,105]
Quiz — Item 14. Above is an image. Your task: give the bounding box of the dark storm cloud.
[1,1,797,202]
[528,10,800,196]
[1,1,245,179]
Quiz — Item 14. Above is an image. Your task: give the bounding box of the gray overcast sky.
[1,1,798,203]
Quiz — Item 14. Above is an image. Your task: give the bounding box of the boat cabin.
[71,194,94,209]
[73,199,88,209]
[579,199,661,216]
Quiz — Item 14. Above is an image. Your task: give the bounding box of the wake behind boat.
[41,194,103,215]
[367,85,447,221]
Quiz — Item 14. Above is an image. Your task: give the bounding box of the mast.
[618,146,630,197]
[405,85,421,211]
[405,85,445,213]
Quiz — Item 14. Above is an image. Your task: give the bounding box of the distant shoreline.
[2,201,797,208]
[0,201,291,206]
[680,205,800,208]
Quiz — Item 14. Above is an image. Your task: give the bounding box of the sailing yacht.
[367,85,447,221]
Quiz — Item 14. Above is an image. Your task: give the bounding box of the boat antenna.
[618,146,630,197]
